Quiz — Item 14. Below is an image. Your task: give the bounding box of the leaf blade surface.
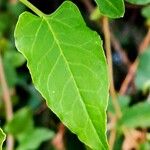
[15,2,109,150]
[0,128,6,150]
[95,0,125,18]
[126,0,150,5]
[135,48,150,89]
[119,102,150,128]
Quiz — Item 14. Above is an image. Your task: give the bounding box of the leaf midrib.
[42,16,104,149]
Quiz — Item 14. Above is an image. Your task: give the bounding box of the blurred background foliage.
[0,0,150,150]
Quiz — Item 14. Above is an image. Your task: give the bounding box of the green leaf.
[3,57,18,87]
[0,13,10,35]
[5,107,34,137]
[95,0,125,18]
[135,47,150,90]
[4,50,26,68]
[17,128,54,150]
[8,2,26,17]
[5,107,54,150]
[125,0,150,5]
[142,5,150,19]
[140,141,150,150]
[119,102,150,128]
[0,128,6,150]
[108,96,130,114]
[15,1,109,150]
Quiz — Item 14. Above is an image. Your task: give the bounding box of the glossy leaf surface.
[95,0,125,18]
[15,2,109,150]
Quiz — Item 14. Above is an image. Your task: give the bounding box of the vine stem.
[0,55,14,150]
[102,17,122,150]
[19,0,45,17]
[102,17,122,119]
[108,114,117,150]
[80,0,94,13]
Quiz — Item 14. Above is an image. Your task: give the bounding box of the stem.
[80,0,94,14]
[102,17,122,150]
[109,124,117,150]
[0,55,14,150]
[119,27,150,95]
[52,123,65,150]
[119,60,138,95]
[139,28,150,53]
[19,0,45,17]
[102,17,122,119]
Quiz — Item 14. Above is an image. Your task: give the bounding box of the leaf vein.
[44,17,103,147]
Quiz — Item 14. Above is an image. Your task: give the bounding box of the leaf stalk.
[19,0,45,17]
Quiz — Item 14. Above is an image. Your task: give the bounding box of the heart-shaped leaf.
[15,1,109,149]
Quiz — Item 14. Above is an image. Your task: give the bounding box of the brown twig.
[139,28,150,53]
[102,17,122,119]
[80,0,94,14]
[0,55,14,150]
[119,60,138,95]
[119,28,150,95]
[52,123,66,150]
[102,17,122,150]
[122,128,146,150]
[108,113,117,150]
